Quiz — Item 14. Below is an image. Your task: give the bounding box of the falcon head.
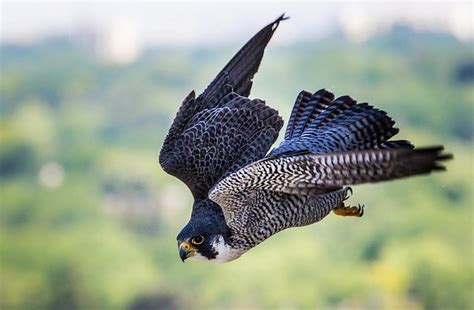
[177,233,219,262]
[176,199,235,263]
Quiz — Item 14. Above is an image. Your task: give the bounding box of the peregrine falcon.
[159,15,452,263]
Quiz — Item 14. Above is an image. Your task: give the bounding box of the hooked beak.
[178,242,195,262]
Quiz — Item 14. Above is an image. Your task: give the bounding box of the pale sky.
[1,1,473,46]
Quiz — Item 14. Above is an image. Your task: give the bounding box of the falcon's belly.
[214,189,350,261]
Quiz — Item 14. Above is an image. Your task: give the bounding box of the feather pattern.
[211,146,451,203]
[160,94,282,199]
[216,189,349,252]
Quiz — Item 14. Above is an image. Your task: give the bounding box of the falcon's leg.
[332,187,365,217]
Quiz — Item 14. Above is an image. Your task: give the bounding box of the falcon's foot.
[333,203,365,217]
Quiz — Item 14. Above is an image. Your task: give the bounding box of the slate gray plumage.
[159,15,452,263]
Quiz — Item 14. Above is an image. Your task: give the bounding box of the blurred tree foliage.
[0,28,473,309]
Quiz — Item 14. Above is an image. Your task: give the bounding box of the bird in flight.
[159,15,452,263]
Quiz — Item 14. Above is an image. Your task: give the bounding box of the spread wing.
[159,15,287,199]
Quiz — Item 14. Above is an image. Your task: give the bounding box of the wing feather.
[200,14,288,102]
[159,16,287,198]
[160,95,282,199]
[271,89,403,156]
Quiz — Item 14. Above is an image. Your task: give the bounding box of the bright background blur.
[1,1,473,309]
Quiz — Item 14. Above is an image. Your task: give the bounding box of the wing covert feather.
[160,95,282,199]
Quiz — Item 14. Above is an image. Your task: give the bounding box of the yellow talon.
[333,204,365,217]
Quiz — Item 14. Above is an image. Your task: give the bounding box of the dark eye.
[191,235,204,245]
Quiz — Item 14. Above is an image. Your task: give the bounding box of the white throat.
[211,235,244,263]
[191,235,244,263]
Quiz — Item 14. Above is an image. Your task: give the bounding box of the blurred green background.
[1,3,473,309]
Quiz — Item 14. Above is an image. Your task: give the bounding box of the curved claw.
[357,204,365,217]
[344,187,353,200]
